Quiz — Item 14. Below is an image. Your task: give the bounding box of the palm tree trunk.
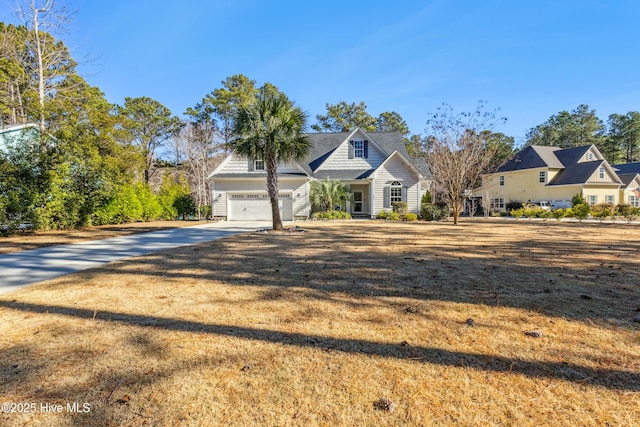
[266,157,283,230]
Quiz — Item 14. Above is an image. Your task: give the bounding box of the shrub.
[157,175,191,220]
[538,209,553,221]
[174,194,196,219]
[551,208,567,221]
[391,202,408,216]
[94,184,143,224]
[571,192,586,207]
[591,203,613,222]
[510,207,524,219]
[309,178,351,213]
[404,213,418,221]
[506,200,523,211]
[616,204,640,223]
[572,203,591,221]
[199,204,212,219]
[135,183,162,221]
[377,209,388,219]
[522,204,543,219]
[421,191,432,204]
[387,211,401,221]
[311,210,351,220]
[421,203,448,221]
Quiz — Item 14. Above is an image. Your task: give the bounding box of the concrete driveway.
[0,221,274,295]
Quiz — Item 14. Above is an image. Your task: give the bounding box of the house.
[476,144,622,211]
[207,128,431,220]
[0,123,41,153]
[613,162,640,207]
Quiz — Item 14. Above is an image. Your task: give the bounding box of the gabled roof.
[548,161,602,185]
[371,150,422,180]
[618,173,640,188]
[409,157,432,180]
[496,145,563,172]
[300,130,410,175]
[613,162,640,174]
[209,128,426,181]
[494,144,623,188]
[553,145,592,166]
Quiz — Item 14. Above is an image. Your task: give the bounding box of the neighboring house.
[476,145,622,211]
[0,123,42,153]
[613,162,640,207]
[207,128,431,220]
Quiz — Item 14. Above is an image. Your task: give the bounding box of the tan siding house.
[614,162,640,207]
[476,145,623,211]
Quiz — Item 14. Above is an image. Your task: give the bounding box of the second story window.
[599,167,605,179]
[349,140,368,158]
[354,140,364,158]
[254,159,264,171]
[499,176,504,186]
[539,171,546,183]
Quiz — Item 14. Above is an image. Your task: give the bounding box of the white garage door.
[228,193,293,221]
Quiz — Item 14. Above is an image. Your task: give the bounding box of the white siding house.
[208,128,431,221]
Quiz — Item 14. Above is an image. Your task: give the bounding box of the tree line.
[525,104,640,164]
[1,1,638,230]
[0,1,425,231]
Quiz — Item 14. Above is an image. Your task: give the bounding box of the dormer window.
[254,159,265,171]
[588,152,594,160]
[349,140,368,159]
[354,140,364,158]
[598,166,605,179]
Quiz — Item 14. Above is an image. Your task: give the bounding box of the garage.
[228,193,293,221]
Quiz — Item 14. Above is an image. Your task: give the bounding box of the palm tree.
[231,85,310,230]
[309,178,351,212]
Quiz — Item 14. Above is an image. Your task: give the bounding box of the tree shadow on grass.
[0,300,638,393]
[45,221,638,326]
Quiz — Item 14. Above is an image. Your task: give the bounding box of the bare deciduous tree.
[16,0,76,130]
[1,24,30,125]
[171,122,223,219]
[425,102,506,225]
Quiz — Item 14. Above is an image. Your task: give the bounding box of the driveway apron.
[0,221,272,295]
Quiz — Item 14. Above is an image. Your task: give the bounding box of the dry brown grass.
[0,221,202,254]
[0,219,639,426]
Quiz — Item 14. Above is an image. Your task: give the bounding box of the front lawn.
[1,220,638,426]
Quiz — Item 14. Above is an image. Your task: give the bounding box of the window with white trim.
[353,140,364,158]
[588,152,594,160]
[390,181,402,203]
[539,171,546,183]
[629,195,639,207]
[490,198,505,209]
[599,167,605,179]
[499,175,504,186]
[588,195,597,206]
[605,195,614,204]
[254,159,264,171]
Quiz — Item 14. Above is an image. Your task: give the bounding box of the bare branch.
[425,102,506,224]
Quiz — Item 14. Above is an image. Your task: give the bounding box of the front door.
[353,191,363,212]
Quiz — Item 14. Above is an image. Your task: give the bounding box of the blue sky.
[3,0,640,145]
